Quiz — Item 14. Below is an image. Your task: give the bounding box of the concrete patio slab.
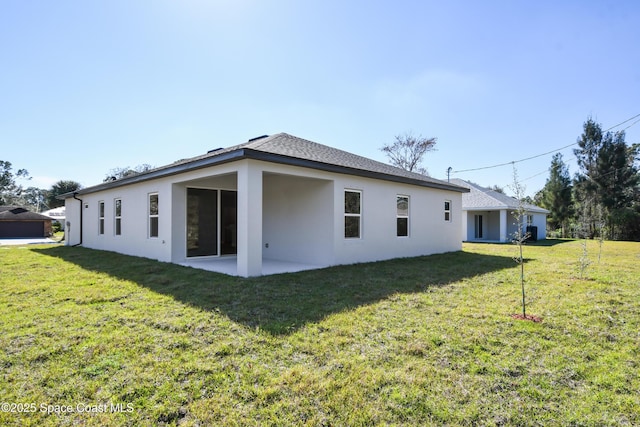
[180,256,322,276]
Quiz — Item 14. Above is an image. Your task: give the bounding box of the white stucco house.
[61,133,469,277]
[451,179,549,243]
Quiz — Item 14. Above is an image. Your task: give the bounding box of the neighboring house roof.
[41,207,66,219]
[450,179,549,214]
[0,206,54,221]
[61,133,469,198]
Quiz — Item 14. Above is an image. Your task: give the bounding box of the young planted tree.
[509,165,530,318]
[380,132,437,175]
[576,202,593,279]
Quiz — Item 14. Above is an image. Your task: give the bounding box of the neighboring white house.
[61,133,469,277]
[451,179,549,243]
[41,206,66,230]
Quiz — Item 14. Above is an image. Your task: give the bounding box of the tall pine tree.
[573,118,640,240]
[540,153,573,237]
[573,118,603,238]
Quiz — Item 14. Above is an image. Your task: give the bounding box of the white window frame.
[149,193,159,238]
[344,189,362,239]
[527,214,533,227]
[444,200,452,222]
[114,198,122,236]
[397,195,409,237]
[98,201,105,235]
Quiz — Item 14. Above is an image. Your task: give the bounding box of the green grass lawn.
[1,240,639,426]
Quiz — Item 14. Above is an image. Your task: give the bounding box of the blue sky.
[2,0,639,198]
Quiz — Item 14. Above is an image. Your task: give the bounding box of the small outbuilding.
[0,206,53,238]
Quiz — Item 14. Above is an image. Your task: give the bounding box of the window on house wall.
[114,199,122,235]
[397,195,409,237]
[444,200,452,222]
[344,190,361,239]
[98,201,105,235]
[149,193,159,238]
[527,214,533,227]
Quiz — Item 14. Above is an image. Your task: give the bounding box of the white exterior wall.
[258,161,462,267]
[64,197,82,246]
[462,211,488,242]
[486,211,501,241]
[65,163,240,264]
[262,172,334,267]
[67,180,173,262]
[236,161,263,277]
[330,174,462,265]
[528,212,547,240]
[509,211,547,241]
[506,212,521,240]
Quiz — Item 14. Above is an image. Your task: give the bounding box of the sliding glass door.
[220,190,237,255]
[186,188,237,257]
[187,188,218,257]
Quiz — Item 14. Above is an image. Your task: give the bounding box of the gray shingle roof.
[0,206,53,221]
[245,133,462,188]
[66,133,469,197]
[451,179,549,213]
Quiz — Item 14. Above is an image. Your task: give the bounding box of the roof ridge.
[245,133,281,149]
[254,132,449,184]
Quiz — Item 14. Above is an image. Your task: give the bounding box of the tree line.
[536,117,640,241]
[0,161,79,211]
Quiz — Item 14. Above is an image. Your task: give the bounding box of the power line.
[620,117,640,133]
[520,170,547,182]
[452,113,640,174]
[521,158,575,182]
[454,144,576,173]
[607,112,640,131]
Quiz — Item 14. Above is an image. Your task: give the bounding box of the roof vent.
[248,134,269,142]
[207,147,224,153]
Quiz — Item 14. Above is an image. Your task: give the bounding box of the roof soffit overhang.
[242,149,469,193]
[58,149,247,199]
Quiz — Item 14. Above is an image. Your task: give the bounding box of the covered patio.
[171,165,335,277]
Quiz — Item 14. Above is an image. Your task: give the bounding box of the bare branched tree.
[104,164,154,182]
[380,132,437,175]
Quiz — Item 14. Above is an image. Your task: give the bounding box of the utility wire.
[608,112,640,131]
[620,117,640,133]
[453,113,640,174]
[521,158,577,183]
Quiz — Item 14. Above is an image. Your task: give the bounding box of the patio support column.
[500,209,508,242]
[237,161,263,277]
